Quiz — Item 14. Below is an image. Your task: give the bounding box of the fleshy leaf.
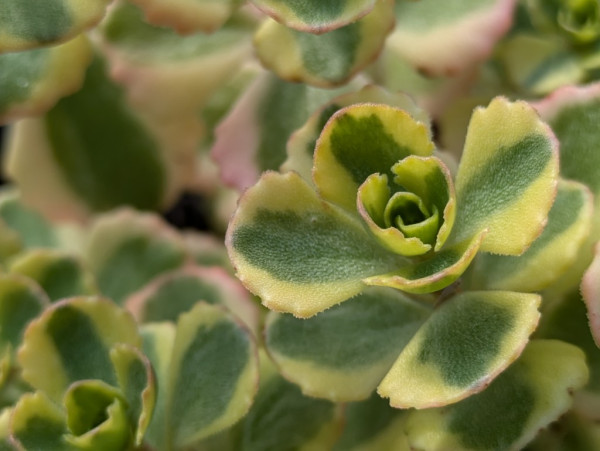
[63,380,130,450]
[139,323,175,450]
[363,231,486,294]
[144,303,258,449]
[10,391,71,450]
[128,0,242,34]
[582,243,600,348]
[18,297,140,402]
[527,410,600,451]
[110,344,156,446]
[126,265,258,334]
[250,0,376,33]
[538,289,600,418]
[0,274,49,357]
[314,104,434,212]
[467,179,593,292]
[282,85,431,184]
[0,36,91,124]
[0,189,60,249]
[357,156,456,256]
[389,0,516,76]
[241,356,340,451]
[532,83,600,293]
[497,34,583,96]
[453,97,559,254]
[265,287,430,401]
[404,340,589,451]
[377,291,540,409]
[0,0,111,52]
[333,393,409,451]
[9,250,97,302]
[85,209,186,305]
[254,0,394,87]
[0,408,13,450]
[5,55,173,221]
[226,171,403,317]
[211,71,358,191]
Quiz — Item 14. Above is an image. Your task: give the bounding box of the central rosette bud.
[557,0,600,42]
[357,155,456,257]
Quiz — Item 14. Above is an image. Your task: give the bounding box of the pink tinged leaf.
[582,242,600,348]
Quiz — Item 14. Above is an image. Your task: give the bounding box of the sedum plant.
[0,0,600,450]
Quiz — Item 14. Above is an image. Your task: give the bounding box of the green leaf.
[211,72,357,191]
[0,274,49,357]
[63,380,130,450]
[0,0,111,52]
[143,303,258,449]
[18,297,141,402]
[404,340,589,451]
[333,394,408,451]
[126,266,258,334]
[85,209,186,305]
[9,250,97,302]
[467,179,593,292]
[497,34,584,96]
[254,0,394,87]
[250,0,376,33]
[129,0,242,34]
[110,344,155,446]
[10,391,71,450]
[363,231,486,294]
[0,189,59,249]
[313,103,434,213]
[265,287,430,401]
[227,171,403,317]
[0,36,91,124]
[5,55,173,221]
[282,85,432,184]
[389,0,516,76]
[582,242,600,348]
[377,291,541,409]
[453,97,559,255]
[241,369,340,451]
[538,289,600,419]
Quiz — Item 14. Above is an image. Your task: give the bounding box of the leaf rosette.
[227,96,559,318]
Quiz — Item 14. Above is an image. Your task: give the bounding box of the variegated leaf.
[0,0,111,52]
[452,97,559,255]
[378,291,540,409]
[404,340,588,451]
[241,354,340,451]
[85,209,186,305]
[526,410,600,451]
[333,394,409,451]
[129,0,242,34]
[313,103,434,213]
[142,303,258,450]
[538,289,600,420]
[250,0,376,33]
[9,249,97,302]
[389,0,517,76]
[265,287,430,401]
[582,242,600,348]
[0,274,49,358]
[533,83,600,294]
[282,85,431,184]
[126,265,258,334]
[467,179,593,292]
[18,297,141,402]
[110,344,156,446]
[254,0,394,87]
[211,71,358,191]
[5,55,173,221]
[0,36,91,124]
[10,391,71,450]
[497,34,583,96]
[226,171,403,318]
